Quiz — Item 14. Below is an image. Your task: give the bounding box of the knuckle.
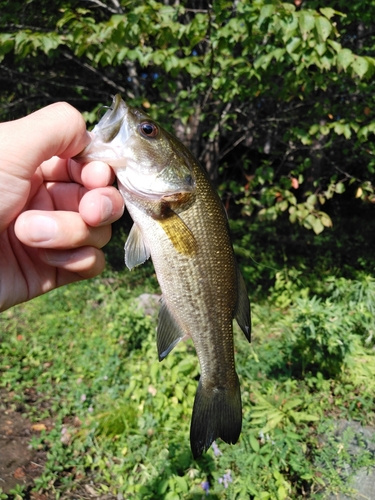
[92,225,112,249]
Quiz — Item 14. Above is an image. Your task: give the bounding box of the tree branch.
[83,0,123,14]
[62,51,127,94]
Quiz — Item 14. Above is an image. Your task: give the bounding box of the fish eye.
[139,122,159,138]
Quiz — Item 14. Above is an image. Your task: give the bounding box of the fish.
[76,95,251,458]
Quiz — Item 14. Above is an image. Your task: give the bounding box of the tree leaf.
[315,16,332,42]
[327,39,341,53]
[315,43,326,57]
[311,218,324,235]
[352,56,369,78]
[337,48,354,71]
[309,124,320,135]
[320,213,333,227]
[0,34,15,62]
[271,48,286,62]
[286,37,301,55]
[257,4,275,27]
[320,124,330,135]
[298,11,315,38]
[334,122,346,135]
[319,7,336,20]
[335,182,345,194]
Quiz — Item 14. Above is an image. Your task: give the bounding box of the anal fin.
[235,266,251,341]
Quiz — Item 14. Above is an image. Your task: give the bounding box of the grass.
[0,268,375,499]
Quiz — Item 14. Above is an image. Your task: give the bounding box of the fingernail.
[100,195,113,223]
[26,215,58,242]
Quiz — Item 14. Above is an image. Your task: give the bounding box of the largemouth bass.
[76,95,251,458]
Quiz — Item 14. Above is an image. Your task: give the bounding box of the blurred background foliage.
[1,272,375,498]
[1,0,375,293]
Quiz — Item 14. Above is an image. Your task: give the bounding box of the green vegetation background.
[1,0,375,498]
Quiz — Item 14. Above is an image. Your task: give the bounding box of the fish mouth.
[118,170,195,202]
[93,94,128,143]
[117,151,196,201]
[75,96,196,204]
[74,94,132,164]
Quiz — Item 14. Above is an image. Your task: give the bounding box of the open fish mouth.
[91,94,130,143]
[74,95,133,164]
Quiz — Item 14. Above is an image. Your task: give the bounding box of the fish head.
[76,94,196,202]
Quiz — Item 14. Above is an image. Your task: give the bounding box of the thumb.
[0,102,90,233]
[0,102,91,180]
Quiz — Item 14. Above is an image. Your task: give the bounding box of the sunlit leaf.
[319,7,337,19]
[298,11,315,38]
[335,182,345,194]
[337,48,354,71]
[257,4,275,26]
[315,16,332,42]
[352,56,369,78]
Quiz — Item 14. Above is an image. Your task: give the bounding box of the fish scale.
[75,95,251,458]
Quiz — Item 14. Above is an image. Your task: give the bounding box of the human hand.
[0,102,124,312]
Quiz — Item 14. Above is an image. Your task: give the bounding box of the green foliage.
[282,295,357,377]
[249,391,319,434]
[231,199,375,303]
[312,418,375,497]
[1,273,375,498]
[328,274,375,344]
[271,273,375,379]
[1,0,375,240]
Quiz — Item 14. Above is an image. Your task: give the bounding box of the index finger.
[40,157,116,189]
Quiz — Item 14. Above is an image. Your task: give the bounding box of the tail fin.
[190,376,242,459]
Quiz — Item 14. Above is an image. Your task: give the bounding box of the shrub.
[281,296,357,378]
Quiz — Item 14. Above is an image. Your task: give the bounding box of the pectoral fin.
[124,223,151,270]
[157,298,186,361]
[235,266,251,341]
[157,212,197,255]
